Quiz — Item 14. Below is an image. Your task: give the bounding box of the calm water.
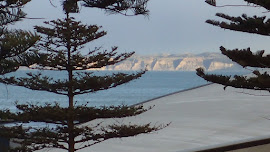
[0,70,248,110]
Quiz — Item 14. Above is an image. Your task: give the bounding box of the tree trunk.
[66,12,75,152]
[68,111,75,152]
[67,66,75,152]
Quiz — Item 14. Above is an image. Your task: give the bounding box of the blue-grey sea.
[0,70,248,111]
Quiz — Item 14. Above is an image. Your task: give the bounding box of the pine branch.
[74,104,150,123]
[219,46,270,68]
[0,0,31,26]
[75,123,167,150]
[0,1,42,75]
[0,3,158,151]
[244,0,270,10]
[0,104,160,151]
[62,0,80,13]
[0,103,150,124]
[0,0,31,9]
[205,0,269,10]
[202,0,270,92]
[0,59,20,74]
[82,0,150,16]
[0,30,39,74]
[0,126,69,151]
[0,30,39,59]
[28,51,68,70]
[0,8,25,26]
[73,71,146,95]
[70,47,135,70]
[206,13,270,36]
[34,18,107,53]
[0,70,145,96]
[0,122,166,151]
[0,73,69,95]
[31,47,135,71]
[196,68,270,91]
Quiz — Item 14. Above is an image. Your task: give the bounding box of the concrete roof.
[40,84,270,152]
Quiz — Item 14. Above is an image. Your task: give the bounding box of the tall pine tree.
[197,0,270,92]
[0,0,39,75]
[0,0,164,152]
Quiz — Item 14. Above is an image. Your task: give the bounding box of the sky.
[12,0,270,55]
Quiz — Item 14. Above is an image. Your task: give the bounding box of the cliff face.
[103,53,240,71]
[176,57,204,71]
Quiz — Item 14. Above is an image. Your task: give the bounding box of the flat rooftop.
[41,84,270,152]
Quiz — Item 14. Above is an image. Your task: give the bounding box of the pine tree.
[196,0,270,91]
[0,1,164,152]
[0,0,39,75]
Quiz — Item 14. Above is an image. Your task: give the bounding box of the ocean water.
[0,70,248,110]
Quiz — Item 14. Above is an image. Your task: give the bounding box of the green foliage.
[219,46,270,68]
[0,17,146,96]
[0,0,31,26]
[33,17,135,71]
[197,68,270,91]
[0,104,162,151]
[1,103,150,124]
[0,1,164,152]
[0,30,40,74]
[0,31,38,60]
[0,122,165,152]
[63,0,80,13]
[82,0,150,16]
[0,0,39,75]
[244,0,270,10]
[206,13,270,36]
[60,0,150,16]
[197,0,270,92]
[0,71,145,95]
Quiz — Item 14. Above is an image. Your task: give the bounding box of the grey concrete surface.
[39,84,270,152]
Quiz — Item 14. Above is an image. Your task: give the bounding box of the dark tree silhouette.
[0,0,39,75]
[197,0,270,92]
[0,1,165,152]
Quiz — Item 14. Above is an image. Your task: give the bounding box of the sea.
[0,70,249,111]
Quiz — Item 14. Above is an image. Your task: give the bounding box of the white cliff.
[175,57,204,71]
[208,62,234,71]
[152,58,179,71]
[93,53,241,71]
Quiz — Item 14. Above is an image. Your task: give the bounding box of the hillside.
[99,53,241,71]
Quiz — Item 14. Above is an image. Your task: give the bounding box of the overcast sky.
[13,0,270,55]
